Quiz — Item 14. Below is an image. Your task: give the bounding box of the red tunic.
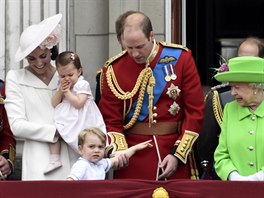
[99,43,204,180]
[0,83,16,167]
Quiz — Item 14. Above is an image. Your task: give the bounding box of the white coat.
[5,68,79,180]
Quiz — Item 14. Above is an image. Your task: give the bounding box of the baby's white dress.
[54,76,106,153]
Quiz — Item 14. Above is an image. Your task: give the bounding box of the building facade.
[1,0,172,92]
[1,0,176,179]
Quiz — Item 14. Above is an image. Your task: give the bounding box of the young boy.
[67,127,152,180]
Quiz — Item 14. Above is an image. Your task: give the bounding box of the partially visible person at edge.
[67,127,152,180]
[95,10,137,105]
[98,11,204,180]
[213,56,264,181]
[196,37,264,179]
[4,14,79,180]
[0,81,16,180]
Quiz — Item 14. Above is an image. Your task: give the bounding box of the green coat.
[214,100,264,180]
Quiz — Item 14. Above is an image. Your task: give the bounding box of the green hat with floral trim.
[214,56,264,83]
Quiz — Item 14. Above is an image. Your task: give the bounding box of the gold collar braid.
[106,65,155,129]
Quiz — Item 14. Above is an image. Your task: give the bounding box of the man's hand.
[0,155,11,179]
[110,153,129,170]
[158,154,178,180]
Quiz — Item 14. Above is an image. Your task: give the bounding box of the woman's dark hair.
[50,45,59,60]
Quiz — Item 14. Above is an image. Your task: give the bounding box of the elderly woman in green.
[214,56,264,181]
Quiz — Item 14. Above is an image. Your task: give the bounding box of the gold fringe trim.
[189,150,199,180]
[106,65,155,129]
[212,90,223,127]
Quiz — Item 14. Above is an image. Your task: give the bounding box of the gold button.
[153,113,158,117]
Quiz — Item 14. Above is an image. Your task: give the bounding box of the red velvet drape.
[0,179,262,198]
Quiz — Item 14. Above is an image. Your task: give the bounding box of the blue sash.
[126,47,182,122]
[0,81,3,90]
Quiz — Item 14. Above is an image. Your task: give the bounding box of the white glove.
[228,171,249,181]
[247,171,264,181]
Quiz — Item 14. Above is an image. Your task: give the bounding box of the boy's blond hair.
[78,127,106,146]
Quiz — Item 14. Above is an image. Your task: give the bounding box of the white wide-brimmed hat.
[15,13,62,62]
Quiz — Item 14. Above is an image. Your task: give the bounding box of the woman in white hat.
[214,56,264,181]
[4,13,79,180]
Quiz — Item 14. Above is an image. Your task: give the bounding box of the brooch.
[166,83,181,100]
[168,101,180,116]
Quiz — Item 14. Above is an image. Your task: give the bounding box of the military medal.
[166,83,181,100]
[163,65,171,82]
[165,75,171,82]
[168,101,180,116]
[170,64,177,80]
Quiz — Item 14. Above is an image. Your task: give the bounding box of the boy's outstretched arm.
[110,140,153,168]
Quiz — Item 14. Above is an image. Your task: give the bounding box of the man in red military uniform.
[0,80,16,180]
[99,11,204,180]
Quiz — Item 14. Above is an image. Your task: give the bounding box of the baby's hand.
[60,79,72,93]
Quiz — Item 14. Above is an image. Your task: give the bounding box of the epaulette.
[160,41,188,51]
[96,68,102,75]
[104,50,127,67]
